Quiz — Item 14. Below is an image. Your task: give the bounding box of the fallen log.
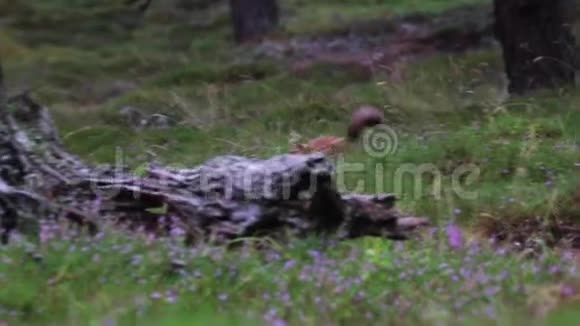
[0,86,428,246]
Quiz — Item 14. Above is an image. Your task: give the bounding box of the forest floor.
[1,0,580,324]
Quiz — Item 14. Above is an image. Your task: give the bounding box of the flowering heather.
[446,223,464,250]
[1,1,580,326]
[1,226,579,325]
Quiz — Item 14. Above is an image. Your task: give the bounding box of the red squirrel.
[290,106,384,156]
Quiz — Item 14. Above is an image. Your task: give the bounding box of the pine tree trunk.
[229,0,279,43]
[493,0,577,95]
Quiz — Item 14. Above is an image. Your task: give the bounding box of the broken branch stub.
[0,94,428,245]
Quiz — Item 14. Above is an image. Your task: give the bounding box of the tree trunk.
[493,0,577,95]
[229,0,279,43]
[0,84,427,245]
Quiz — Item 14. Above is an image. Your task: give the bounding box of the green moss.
[150,62,281,87]
[284,0,490,35]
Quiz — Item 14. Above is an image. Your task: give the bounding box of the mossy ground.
[1,0,580,324]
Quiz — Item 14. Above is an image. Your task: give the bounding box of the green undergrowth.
[0,226,579,325]
[56,47,580,231]
[41,46,580,232]
[1,0,580,324]
[282,0,490,35]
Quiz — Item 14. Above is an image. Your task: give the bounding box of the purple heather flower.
[560,285,576,298]
[218,293,228,301]
[354,291,366,303]
[267,251,281,262]
[92,254,101,263]
[283,260,296,270]
[484,305,497,319]
[460,267,472,279]
[166,290,179,303]
[453,208,462,216]
[475,271,490,285]
[484,286,501,297]
[265,308,278,318]
[446,224,464,250]
[562,251,574,261]
[150,292,163,300]
[497,271,510,281]
[308,250,323,261]
[131,255,143,266]
[454,300,466,311]
[269,319,287,326]
[170,226,185,237]
[549,265,561,275]
[279,292,291,305]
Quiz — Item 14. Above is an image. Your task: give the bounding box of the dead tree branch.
[0,94,428,245]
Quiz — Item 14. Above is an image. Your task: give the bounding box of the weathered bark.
[229,0,279,43]
[0,58,4,104]
[0,92,428,245]
[493,0,578,94]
